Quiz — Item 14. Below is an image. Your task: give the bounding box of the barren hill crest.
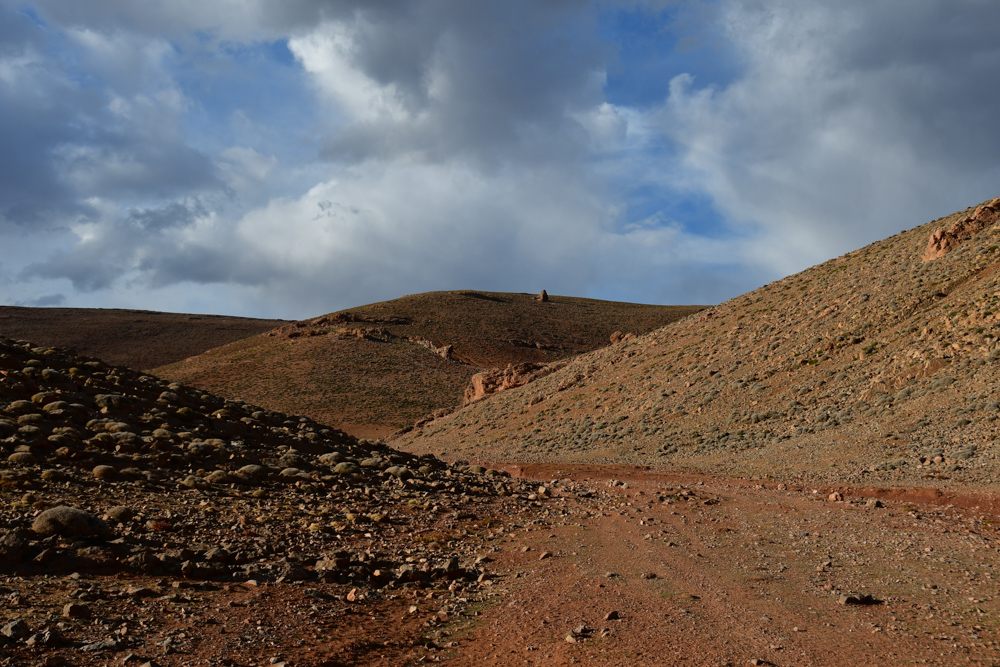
[156,291,703,438]
[393,197,1000,489]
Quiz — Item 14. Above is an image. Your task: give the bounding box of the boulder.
[105,506,134,524]
[205,470,233,484]
[7,451,36,465]
[31,506,113,539]
[0,531,26,563]
[236,464,267,481]
[334,462,359,476]
[92,465,117,481]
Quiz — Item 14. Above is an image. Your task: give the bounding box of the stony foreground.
[3,463,996,666]
[0,336,554,665]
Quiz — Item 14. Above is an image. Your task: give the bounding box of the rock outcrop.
[923,198,1000,261]
[464,362,561,404]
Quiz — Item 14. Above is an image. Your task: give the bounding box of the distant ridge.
[156,291,703,438]
[0,306,286,371]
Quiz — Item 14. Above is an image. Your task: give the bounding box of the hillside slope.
[394,198,1000,489]
[156,291,703,438]
[0,306,286,370]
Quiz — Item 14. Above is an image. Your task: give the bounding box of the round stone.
[237,464,267,480]
[334,462,359,476]
[92,465,117,481]
[205,470,233,484]
[105,506,134,523]
[32,506,113,538]
[7,452,36,466]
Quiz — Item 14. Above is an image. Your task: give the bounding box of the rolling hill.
[155,291,703,438]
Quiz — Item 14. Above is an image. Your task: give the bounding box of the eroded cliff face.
[924,197,1000,261]
[463,362,565,404]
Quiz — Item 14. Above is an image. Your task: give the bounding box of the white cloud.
[570,102,628,152]
[219,146,278,194]
[202,160,616,314]
[652,0,1000,276]
[5,0,1000,319]
[290,23,412,124]
[66,27,176,89]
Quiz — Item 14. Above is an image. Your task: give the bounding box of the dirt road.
[436,466,1000,666]
[8,466,999,667]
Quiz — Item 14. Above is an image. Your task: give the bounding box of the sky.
[1,0,999,319]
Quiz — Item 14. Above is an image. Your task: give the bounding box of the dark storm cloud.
[26,245,126,292]
[17,0,413,40]
[137,245,279,288]
[60,140,221,202]
[293,0,607,167]
[0,3,222,232]
[17,293,66,307]
[26,241,251,293]
[23,200,212,291]
[830,0,1000,168]
[124,201,205,232]
[0,96,86,228]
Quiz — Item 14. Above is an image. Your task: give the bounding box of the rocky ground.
[4,331,1000,665]
[0,336,550,666]
[445,465,1000,666]
[10,439,1000,666]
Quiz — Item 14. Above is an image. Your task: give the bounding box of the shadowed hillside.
[156,291,703,438]
[0,307,286,370]
[394,197,1000,489]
